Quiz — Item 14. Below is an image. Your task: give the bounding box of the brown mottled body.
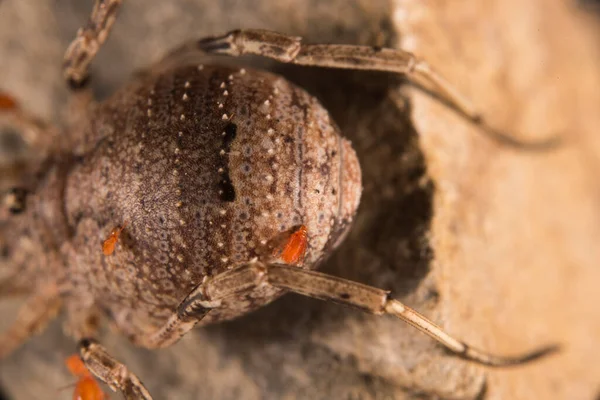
[0,2,559,399]
[62,64,360,336]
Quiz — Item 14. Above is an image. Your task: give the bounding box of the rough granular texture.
[0,0,599,399]
[62,63,360,334]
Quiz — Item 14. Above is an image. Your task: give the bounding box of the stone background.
[0,0,599,399]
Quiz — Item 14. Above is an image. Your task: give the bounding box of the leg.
[0,285,61,358]
[78,338,152,400]
[136,261,558,366]
[261,263,559,366]
[62,300,151,399]
[196,29,561,150]
[131,262,286,348]
[130,274,232,348]
[63,0,124,86]
[0,90,65,198]
[0,91,58,156]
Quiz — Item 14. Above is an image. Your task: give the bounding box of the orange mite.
[0,91,19,111]
[279,225,308,265]
[65,354,106,400]
[102,223,127,256]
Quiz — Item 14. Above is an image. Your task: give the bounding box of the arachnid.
[65,354,107,400]
[102,222,127,256]
[0,1,561,399]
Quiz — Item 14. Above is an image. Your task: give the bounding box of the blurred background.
[1,1,599,399]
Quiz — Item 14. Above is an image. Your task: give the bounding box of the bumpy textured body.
[1,4,558,395]
[1,63,362,341]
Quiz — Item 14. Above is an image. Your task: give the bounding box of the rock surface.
[0,0,599,399]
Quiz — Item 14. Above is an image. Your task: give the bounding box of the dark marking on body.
[219,122,237,202]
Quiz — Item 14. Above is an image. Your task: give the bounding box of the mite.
[0,1,559,399]
[102,223,127,256]
[65,354,107,400]
[277,225,309,265]
[0,91,18,111]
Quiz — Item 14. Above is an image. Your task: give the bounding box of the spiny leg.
[0,285,61,358]
[130,274,231,349]
[196,29,561,150]
[78,338,152,400]
[143,261,558,367]
[63,0,124,86]
[131,260,294,348]
[128,301,207,349]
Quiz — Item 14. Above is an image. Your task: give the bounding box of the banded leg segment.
[196,29,561,150]
[138,261,557,366]
[78,339,152,400]
[63,0,124,86]
[258,263,558,366]
[131,265,261,348]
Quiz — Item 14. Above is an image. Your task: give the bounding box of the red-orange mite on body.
[0,92,19,110]
[279,225,309,265]
[65,354,107,400]
[102,223,127,256]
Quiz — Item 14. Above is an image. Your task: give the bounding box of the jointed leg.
[130,269,249,348]
[78,338,152,400]
[62,302,151,399]
[62,6,559,150]
[137,261,558,366]
[63,0,124,86]
[196,29,561,150]
[133,261,301,348]
[0,285,61,358]
[262,263,559,366]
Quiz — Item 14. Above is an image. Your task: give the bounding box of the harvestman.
[0,1,559,399]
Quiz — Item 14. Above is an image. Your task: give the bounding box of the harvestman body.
[0,1,559,399]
